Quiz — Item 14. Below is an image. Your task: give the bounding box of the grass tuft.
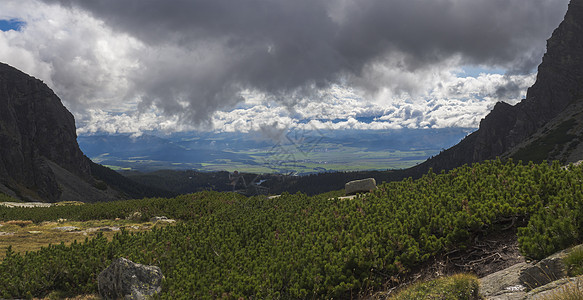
[565,247,583,277]
[388,274,481,300]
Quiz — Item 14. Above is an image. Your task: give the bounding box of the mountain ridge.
[0,62,95,201]
[413,0,583,173]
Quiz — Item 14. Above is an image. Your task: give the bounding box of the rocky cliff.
[0,62,111,202]
[414,0,583,173]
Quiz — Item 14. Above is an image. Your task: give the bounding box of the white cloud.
[0,0,545,138]
[76,71,535,136]
[76,109,191,136]
[0,0,142,114]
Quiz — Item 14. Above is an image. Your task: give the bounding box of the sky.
[0,0,570,138]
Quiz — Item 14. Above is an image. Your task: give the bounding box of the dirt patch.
[446,227,525,277]
[368,224,525,299]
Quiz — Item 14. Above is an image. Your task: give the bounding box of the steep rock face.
[0,62,91,201]
[414,0,583,173]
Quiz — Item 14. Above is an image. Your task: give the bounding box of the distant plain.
[79,128,472,174]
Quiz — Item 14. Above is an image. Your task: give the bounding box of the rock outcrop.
[479,262,529,300]
[0,62,126,202]
[98,258,164,300]
[519,255,567,291]
[479,245,582,299]
[526,277,583,299]
[0,62,92,201]
[413,0,583,173]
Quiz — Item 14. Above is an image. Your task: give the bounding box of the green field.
[94,146,436,174]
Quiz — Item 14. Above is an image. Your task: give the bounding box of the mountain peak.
[414,0,583,172]
[0,62,110,202]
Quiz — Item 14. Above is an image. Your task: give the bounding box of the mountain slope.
[413,0,583,172]
[0,62,95,201]
[0,62,167,202]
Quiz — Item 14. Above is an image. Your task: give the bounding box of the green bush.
[1,159,583,298]
[0,192,17,202]
[92,180,108,191]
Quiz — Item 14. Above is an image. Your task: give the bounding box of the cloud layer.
[78,72,535,137]
[0,0,570,134]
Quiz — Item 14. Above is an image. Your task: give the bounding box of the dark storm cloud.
[40,0,569,125]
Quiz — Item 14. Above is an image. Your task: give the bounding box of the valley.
[1,0,583,298]
[78,128,470,174]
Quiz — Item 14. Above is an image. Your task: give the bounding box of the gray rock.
[0,62,92,202]
[345,178,377,195]
[519,253,568,291]
[487,294,526,300]
[479,262,530,300]
[150,216,175,223]
[479,245,583,299]
[53,226,80,232]
[98,257,164,300]
[526,277,582,299]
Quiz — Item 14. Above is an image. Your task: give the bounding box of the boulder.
[345,178,377,195]
[526,277,583,299]
[479,262,530,300]
[519,253,568,291]
[98,257,164,300]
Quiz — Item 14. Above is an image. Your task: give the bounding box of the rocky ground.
[369,225,582,299]
[479,244,583,299]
